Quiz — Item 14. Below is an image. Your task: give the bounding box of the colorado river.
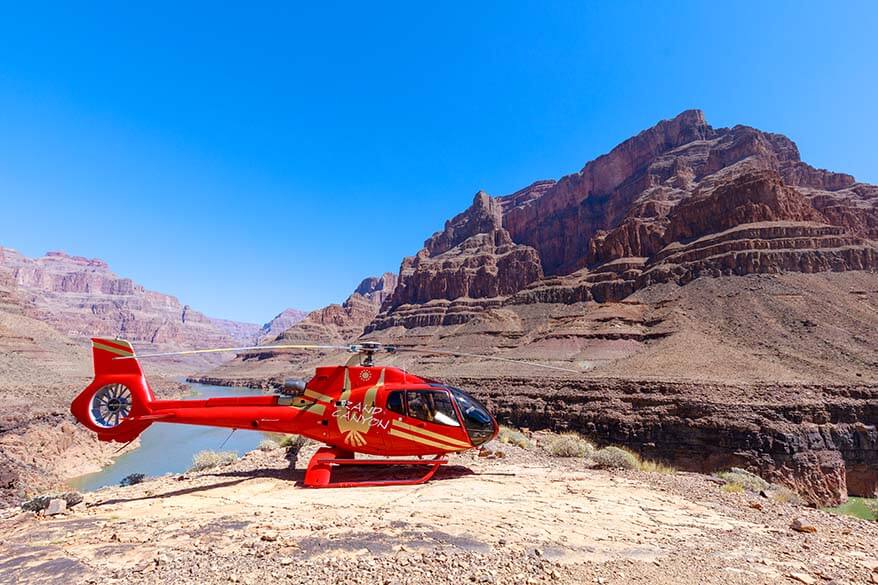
[69,382,272,491]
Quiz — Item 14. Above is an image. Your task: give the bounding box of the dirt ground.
[2,443,877,585]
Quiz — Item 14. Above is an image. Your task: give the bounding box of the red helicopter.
[70,338,575,488]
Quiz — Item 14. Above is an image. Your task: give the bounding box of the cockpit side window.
[386,390,405,415]
[405,390,461,427]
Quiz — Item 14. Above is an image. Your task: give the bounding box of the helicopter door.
[389,389,472,454]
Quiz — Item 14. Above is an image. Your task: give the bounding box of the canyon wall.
[370,110,878,331]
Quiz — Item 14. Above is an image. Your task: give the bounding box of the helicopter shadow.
[90,464,476,507]
[213,462,476,487]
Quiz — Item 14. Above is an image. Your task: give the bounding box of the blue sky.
[1,2,876,324]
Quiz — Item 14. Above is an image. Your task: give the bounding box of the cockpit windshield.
[448,387,496,446]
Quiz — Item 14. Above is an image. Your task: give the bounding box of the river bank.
[69,382,273,492]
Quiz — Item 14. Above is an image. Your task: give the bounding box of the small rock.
[749,501,763,511]
[261,532,278,542]
[45,498,66,516]
[790,518,817,534]
[789,573,817,585]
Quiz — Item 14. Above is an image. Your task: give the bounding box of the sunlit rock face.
[371,110,878,331]
[0,248,259,346]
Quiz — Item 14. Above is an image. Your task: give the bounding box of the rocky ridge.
[370,110,878,331]
[258,308,308,343]
[275,272,398,344]
[0,247,260,347]
[198,273,399,384]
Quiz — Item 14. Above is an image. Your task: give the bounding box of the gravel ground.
[2,441,878,585]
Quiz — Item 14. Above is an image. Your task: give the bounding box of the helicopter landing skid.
[303,446,448,488]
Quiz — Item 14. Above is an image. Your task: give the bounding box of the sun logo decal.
[359,370,372,382]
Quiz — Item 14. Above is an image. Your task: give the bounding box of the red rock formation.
[663,171,823,242]
[0,247,259,347]
[372,110,878,331]
[258,308,308,343]
[276,272,398,343]
[377,193,544,328]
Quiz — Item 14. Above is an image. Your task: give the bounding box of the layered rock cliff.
[258,308,308,343]
[276,272,398,344]
[192,273,399,386]
[370,110,878,331]
[0,248,260,347]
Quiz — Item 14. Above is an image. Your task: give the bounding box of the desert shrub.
[277,434,308,449]
[722,482,745,493]
[280,435,311,467]
[119,473,145,487]
[189,450,238,472]
[544,432,594,458]
[592,446,638,470]
[497,426,532,449]
[771,486,803,505]
[714,468,770,493]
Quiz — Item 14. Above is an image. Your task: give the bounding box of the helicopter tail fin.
[70,338,155,443]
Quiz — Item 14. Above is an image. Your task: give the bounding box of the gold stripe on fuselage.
[304,389,333,404]
[289,397,326,416]
[389,428,468,451]
[391,419,471,448]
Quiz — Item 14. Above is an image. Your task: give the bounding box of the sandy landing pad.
[1,449,876,584]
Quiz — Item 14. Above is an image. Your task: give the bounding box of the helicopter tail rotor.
[70,338,155,443]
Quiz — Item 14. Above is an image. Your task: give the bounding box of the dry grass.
[189,450,238,472]
[771,486,803,505]
[497,426,533,449]
[636,458,676,474]
[722,482,745,493]
[714,468,770,492]
[543,432,594,458]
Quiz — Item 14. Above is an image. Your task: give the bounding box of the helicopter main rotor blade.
[113,343,353,360]
[389,346,582,374]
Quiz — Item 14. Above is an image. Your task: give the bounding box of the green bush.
[714,468,769,493]
[189,450,238,472]
[120,473,145,487]
[497,426,533,449]
[279,435,311,467]
[277,434,309,449]
[543,432,594,458]
[592,446,638,470]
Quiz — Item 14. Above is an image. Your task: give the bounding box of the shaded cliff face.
[0,248,259,347]
[453,374,878,507]
[372,110,878,331]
